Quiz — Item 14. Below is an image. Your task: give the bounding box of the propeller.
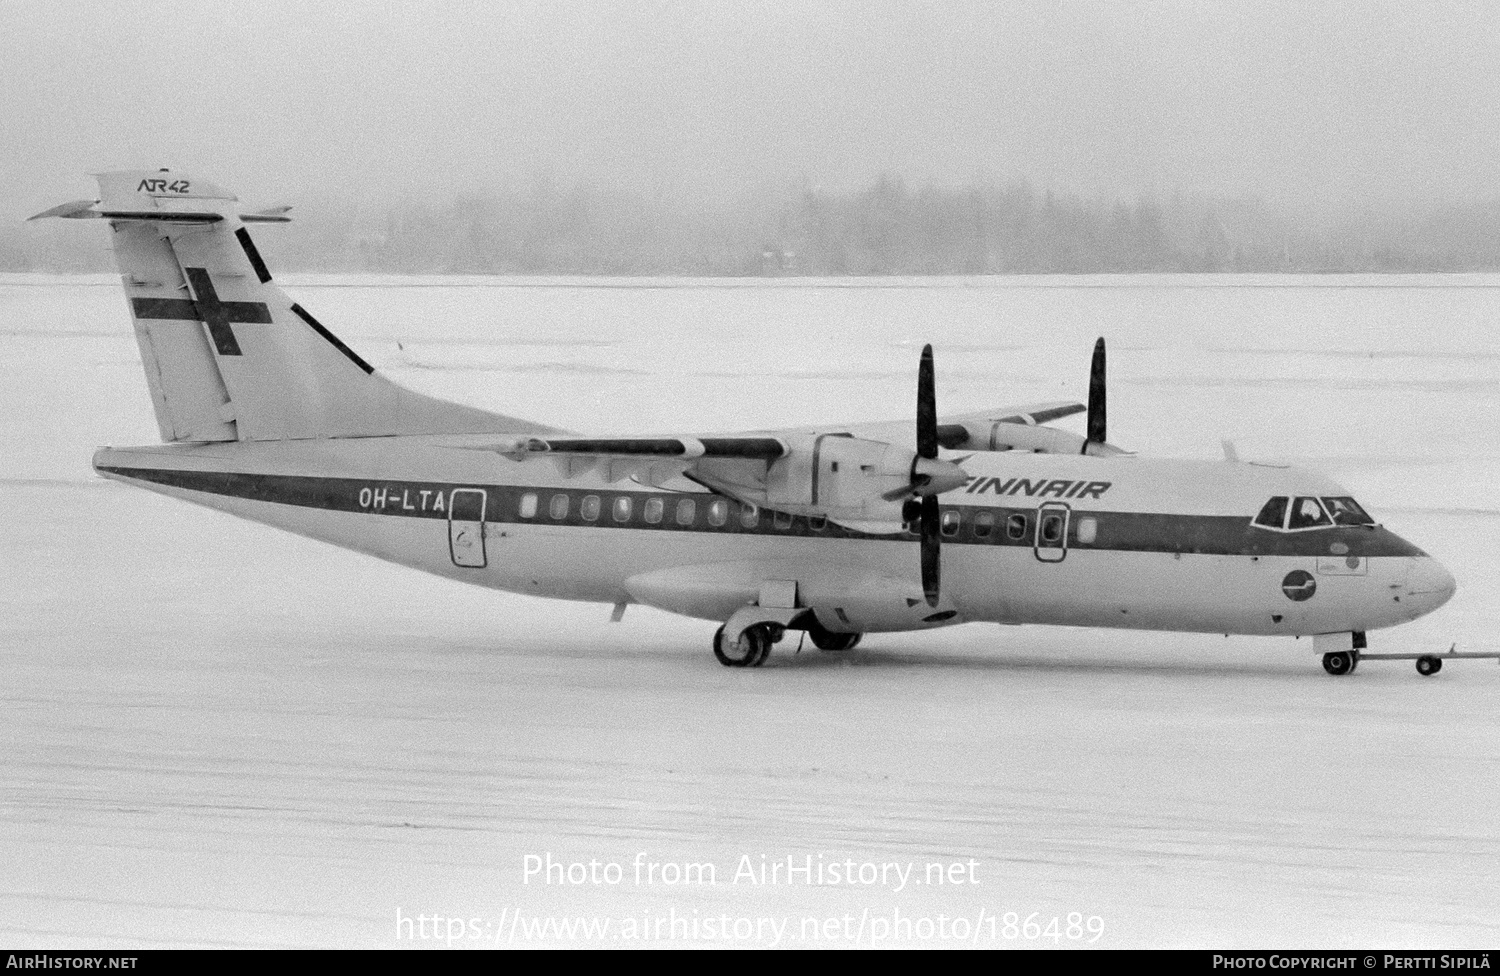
[917,345,944,607]
[884,345,966,607]
[1086,336,1106,447]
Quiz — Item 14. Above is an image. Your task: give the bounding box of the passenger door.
[448,488,488,568]
[1033,502,1070,563]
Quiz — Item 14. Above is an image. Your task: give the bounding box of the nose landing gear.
[1317,631,1365,676]
[1321,650,1358,676]
[1321,638,1498,675]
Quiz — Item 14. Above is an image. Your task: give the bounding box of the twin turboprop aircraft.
[37,170,1470,675]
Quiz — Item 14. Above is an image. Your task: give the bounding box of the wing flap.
[456,435,788,461]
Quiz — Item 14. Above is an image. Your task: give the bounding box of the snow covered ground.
[2,274,1497,948]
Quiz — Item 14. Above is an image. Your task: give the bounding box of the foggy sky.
[4,0,1499,218]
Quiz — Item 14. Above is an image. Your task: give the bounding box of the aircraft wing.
[942,400,1086,427]
[827,400,1085,449]
[448,399,1084,471]
[449,399,1081,466]
[445,433,790,490]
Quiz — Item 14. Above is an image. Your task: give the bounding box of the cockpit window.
[1287,496,1333,530]
[1253,496,1289,530]
[1321,496,1374,526]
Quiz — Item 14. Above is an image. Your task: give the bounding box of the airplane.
[34,169,1477,677]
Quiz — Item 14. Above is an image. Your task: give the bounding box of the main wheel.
[811,630,862,652]
[1416,655,1443,676]
[748,627,774,667]
[1322,651,1355,676]
[714,624,770,668]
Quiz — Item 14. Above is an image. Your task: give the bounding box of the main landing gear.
[810,630,862,652]
[714,624,776,668]
[712,622,865,667]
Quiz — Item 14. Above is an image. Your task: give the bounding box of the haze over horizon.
[4,0,1499,222]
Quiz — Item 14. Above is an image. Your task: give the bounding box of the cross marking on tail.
[129,267,273,356]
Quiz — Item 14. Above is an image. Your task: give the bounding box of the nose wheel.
[1415,655,1443,676]
[1321,650,1359,676]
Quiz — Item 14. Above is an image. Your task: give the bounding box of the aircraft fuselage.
[94,436,1455,641]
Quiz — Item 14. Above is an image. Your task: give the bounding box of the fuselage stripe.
[96,465,1426,559]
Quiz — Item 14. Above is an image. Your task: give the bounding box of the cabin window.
[549,493,569,520]
[774,510,794,530]
[1288,496,1332,530]
[519,492,538,518]
[940,509,961,537]
[974,511,994,538]
[644,497,664,524]
[1006,513,1028,540]
[1040,513,1064,544]
[1322,496,1374,526]
[1077,516,1098,544]
[708,499,728,527]
[1254,496,1289,530]
[580,495,601,521]
[740,504,760,529]
[676,498,697,526]
[613,496,632,522]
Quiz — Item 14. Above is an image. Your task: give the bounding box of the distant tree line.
[12,175,1500,275]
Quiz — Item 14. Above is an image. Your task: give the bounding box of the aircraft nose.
[1407,557,1457,611]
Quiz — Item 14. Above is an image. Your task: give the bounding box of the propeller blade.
[917,344,937,459]
[915,345,943,606]
[1087,337,1107,445]
[920,495,941,607]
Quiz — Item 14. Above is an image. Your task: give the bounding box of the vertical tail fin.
[33,170,542,442]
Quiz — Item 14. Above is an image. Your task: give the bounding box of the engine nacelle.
[767,434,912,522]
[693,433,962,529]
[943,420,1126,456]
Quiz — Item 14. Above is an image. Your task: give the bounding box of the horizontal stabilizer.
[30,171,293,225]
[101,210,224,223]
[241,206,293,223]
[26,200,99,221]
[29,203,290,224]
